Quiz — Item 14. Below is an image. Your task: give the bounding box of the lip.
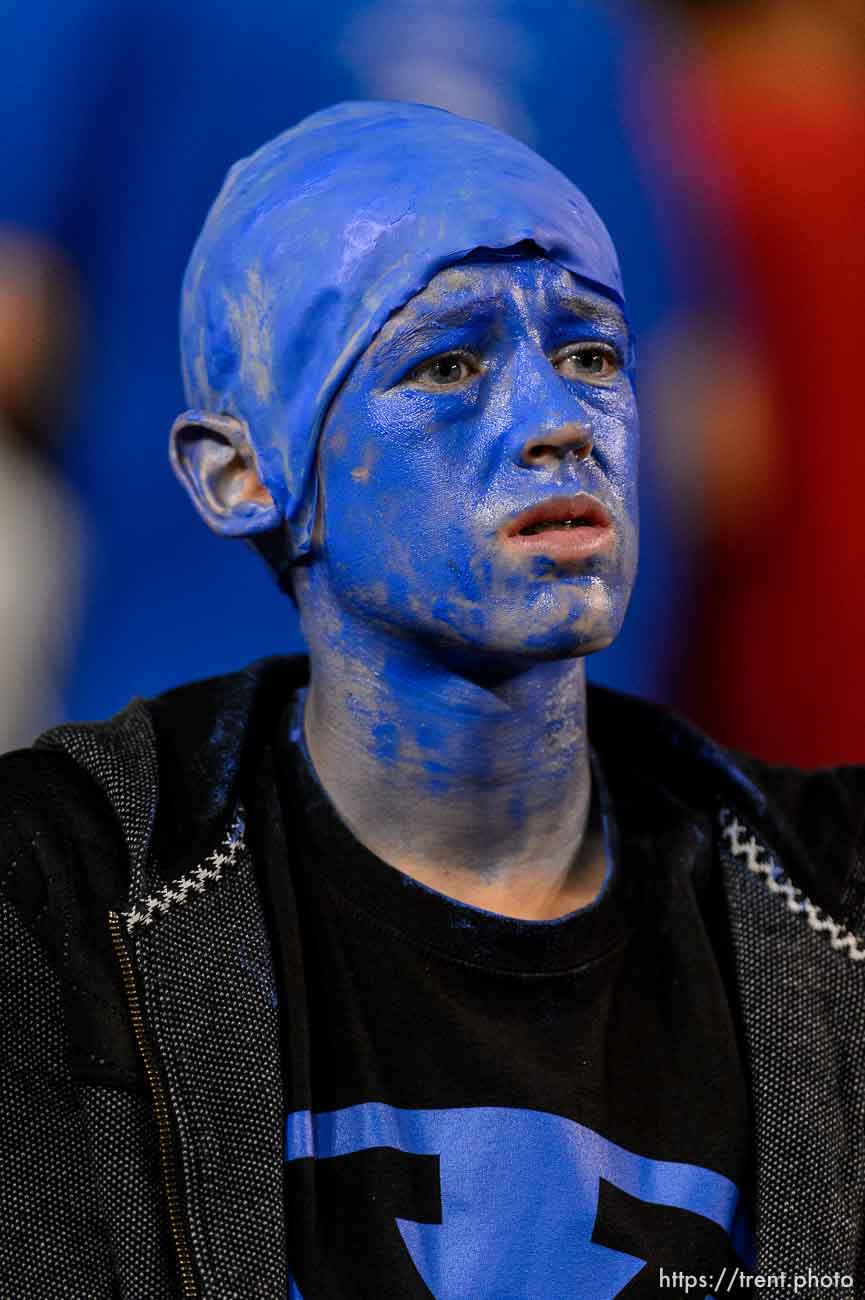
[498,493,615,562]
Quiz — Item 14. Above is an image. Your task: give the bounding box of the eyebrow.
[556,295,628,336]
[374,290,630,369]
[375,299,500,366]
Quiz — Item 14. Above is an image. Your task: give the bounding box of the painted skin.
[170,104,636,916]
[175,101,625,559]
[292,255,639,919]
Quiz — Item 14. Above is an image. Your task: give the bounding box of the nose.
[519,421,594,468]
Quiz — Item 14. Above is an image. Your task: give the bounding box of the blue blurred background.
[3,0,864,764]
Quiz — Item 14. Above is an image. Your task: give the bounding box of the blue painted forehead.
[180,100,625,556]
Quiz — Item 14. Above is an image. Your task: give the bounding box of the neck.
[298,597,605,920]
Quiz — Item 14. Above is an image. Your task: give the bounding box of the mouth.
[499,493,615,563]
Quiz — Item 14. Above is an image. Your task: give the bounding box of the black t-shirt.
[260,692,755,1298]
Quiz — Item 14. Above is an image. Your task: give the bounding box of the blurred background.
[1,0,863,764]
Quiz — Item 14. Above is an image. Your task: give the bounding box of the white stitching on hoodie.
[122,808,246,934]
[720,808,865,963]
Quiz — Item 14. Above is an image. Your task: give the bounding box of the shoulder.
[0,653,309,921]
[588,684,865,925]
[727,749,865,930]
[0,745,128,930]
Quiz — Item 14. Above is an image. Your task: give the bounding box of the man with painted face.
[1,102,864,1300]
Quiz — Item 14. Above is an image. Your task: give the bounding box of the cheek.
[320,417,471,608]
[593,395,639,512]
[328,390,473,532]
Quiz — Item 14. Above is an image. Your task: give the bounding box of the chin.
[507,575,629,657]
[513,628,619,663]
[416,587,627,668]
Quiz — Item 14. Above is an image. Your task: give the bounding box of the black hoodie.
[2,656,864,1299]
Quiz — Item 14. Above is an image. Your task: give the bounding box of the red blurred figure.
[647,0,865,765]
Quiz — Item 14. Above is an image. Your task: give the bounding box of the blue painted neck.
[296,584,600,919]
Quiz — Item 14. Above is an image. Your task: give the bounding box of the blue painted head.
[171,100,638,666]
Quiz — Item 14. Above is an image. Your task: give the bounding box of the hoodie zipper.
[108,910,198,1298]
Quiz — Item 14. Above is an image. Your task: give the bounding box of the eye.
[406,350,479,390]
[554,342,620,383]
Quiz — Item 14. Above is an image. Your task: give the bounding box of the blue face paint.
[176,101,626,558]
[307,256,638,668]
[289,257,637,890]
[174,102,639,906]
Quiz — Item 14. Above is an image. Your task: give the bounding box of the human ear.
[169,410,280,537]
